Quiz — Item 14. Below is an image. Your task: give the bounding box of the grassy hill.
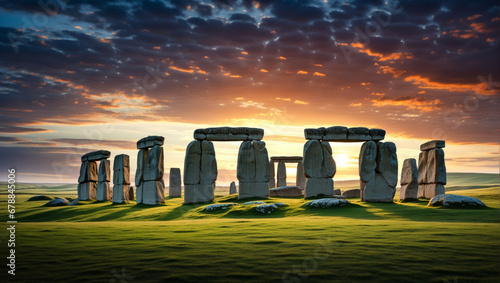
[0,172,498,282]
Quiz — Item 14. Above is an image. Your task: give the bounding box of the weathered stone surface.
[237,141,255,182]
[98,160,111,182]
[269,161,276,188]
[206,133,248,141]
[270,156,303,162]
[112,185,130,204]
[136,184,143,204]
[200,141,217,184]
[369,128,386,141]
[270,186,303,197]
[418,183,445,199]
[184,141,201,185]
[184,183,214,204]
[361,174,395,202]
[96,182,112,201]
[113,154,131,185]
[135,148,148,187]
[229,181,237,194]
[323,126,348,141]
[304,127,325,140]
[322,142,336,178]
[296,162,306,189]
[238,182,269,199]
[142,180,165,205]
[78,161,98,183]
[247,128,264,140]
[376,142,398,188]
[194,129,207,140]
[253,141,270,183]
[27,195,54,201]
[304,139,323,178]
[129,186,134,200]
[137,135,164,149]
[78,181,97,200]
[305,198,350,208]
[44,198,70,206]
[418,148,446,185]
[400,181,418,201]
[342,189,361,198]
[428,194,485,207]
[304,178,334,198]
[277,161,287,187]
[81,150,111,162]
[420,140,445,151]
[348,127,371,141]
[334,189,341,195]
[169,168,182,197]
[401,158,418,185]
[359,141,377,182]
[143,145,164,181]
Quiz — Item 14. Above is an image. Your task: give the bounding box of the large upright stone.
[78,182,96,200]
[113,154,130,185]
[253,141,270,183]
[112,184,130,204]
[137,136,164,149]
[169,168,182,197]
[96,181,112,201]
[400,158,418,201]
[361,174,395,202]
[237,141,255,182]
[141,180,165,205]
[143,145,164,181]
[296,162,306,189]
[426,148,446,185]
[78,161,98,183]
[184,141,201,185]
[303,139,323,178]
[129,186,135,201]
[200,141,217,184]
[418,142,447,199]
[304,178,333,198]
[277,161,287,187]
[98,160,110,182]
[322,142,336,178]
[269,161,276,188]
[359,141,377,182]
[135,149,148,187]
[376,142,398,188]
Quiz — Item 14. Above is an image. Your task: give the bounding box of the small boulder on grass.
[27,195,54,201]
[44,198,69,206]
[68,199,79,206]
[242,201,266,205]
[254,203,286,214]
[305,198,350,208]
[428,194,486,208]
[205,203,239,211]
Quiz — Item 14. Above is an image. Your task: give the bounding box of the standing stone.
[143,145,164,181]
[78,160,98,200]
[200,141,217,185]
[135,149,148,187]
[376,142,398,188]
[426,148,446,185]
[296,162,306,189]
[304,178,333,198]
[359,141,377,182]
[400,158,418,201]
[136,185,143,204]
[98,160,110,182]
[113,154,131,204]
[96,160,112,201]
[253,141,270,183]
[334,188,341,195]
[237,141,255,182]
[303,139,323,178]
[129,186,135,201]
[229,181,237,194]
[418,141,447,199]
[77,182,97,200]
[277,161,287,187]
[141,181,165,205]
[269,161,276,188]
[184,141,201,185]
[322,142,336,178]
[169,168,182,197]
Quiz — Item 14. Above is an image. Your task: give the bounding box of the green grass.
[0,173,498,282]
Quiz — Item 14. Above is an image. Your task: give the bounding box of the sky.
[0,0,498,184]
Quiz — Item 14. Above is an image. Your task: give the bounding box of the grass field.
[0,173,498,282]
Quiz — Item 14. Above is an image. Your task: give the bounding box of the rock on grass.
[305,198,350,208]
[205,203,239,211]
[254,203,286,214]
[27,195,54,201]
[428,194,486,208]
[44,198,70,206]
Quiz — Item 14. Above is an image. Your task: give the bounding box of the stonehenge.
[400,158,418,201]
[418,140,446,199]
[169,168,182,197]
[184,127,270,203]
[136,136,165,205]
[112,154,130,204]
[269,156,305,189]
[229,181,237,194]
[96,159,112,201]
[78,150,110,200]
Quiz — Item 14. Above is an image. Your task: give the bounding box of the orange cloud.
[404,75,495,95]
[313,72,326,77]
[260,69,269,73]
[169,66,194,73]
[372,95,444,112]
[294,100,308,105]
[276,97,291,102]
[297,70,308,74]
